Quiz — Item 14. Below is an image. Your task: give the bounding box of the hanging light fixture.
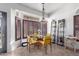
[42,3,45,21]
[40,3,47,36]
[41,3,46,22]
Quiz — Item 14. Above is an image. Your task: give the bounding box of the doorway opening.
[0,11,7,53]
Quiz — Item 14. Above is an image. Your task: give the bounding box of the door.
[0,11,7,53]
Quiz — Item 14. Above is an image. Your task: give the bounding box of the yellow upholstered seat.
[39,33,52,46]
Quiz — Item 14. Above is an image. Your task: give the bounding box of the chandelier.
[40,3,47,36]
[41,3,46,22]
[42,3,45,21]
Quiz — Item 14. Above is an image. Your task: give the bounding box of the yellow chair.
[44,34,51,45]
[27,35,37,52]
[37,33,52,46]
[44,34,52,54]
[41,34,52,54]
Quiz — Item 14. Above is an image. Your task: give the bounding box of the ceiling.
[20,3,65,15]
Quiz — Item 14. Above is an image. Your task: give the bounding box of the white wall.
[48,3,79,37]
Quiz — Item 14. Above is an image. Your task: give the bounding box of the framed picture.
[15,16,21,41]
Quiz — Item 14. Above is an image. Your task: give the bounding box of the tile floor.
[0,44,79,56]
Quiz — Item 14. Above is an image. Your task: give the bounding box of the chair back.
[27,35,37,44]
[43,34,51,45]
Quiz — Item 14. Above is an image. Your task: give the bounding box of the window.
[15,16,21,41]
